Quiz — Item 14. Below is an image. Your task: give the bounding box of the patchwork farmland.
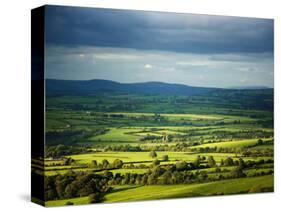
[32,87,274,206]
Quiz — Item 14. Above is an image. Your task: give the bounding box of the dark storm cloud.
[45,5,274,54]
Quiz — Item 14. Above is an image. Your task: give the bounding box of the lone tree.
[207,156,216,167]
[64,157,75,166]
[167,134,173,142]
[175,161,188,171]
[162,155,169,161]
[113,159,123,168]
[230,166,246,178]
[257,139,264,145]
[149,150,157,158]
[238,158,245,169]
[153,159,160,166]
[224,157,234,166]
[220,159,224,166]
[102,159,109,168]
[194,155,201,168]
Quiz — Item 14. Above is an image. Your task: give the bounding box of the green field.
[105,175,273,202]
[46,175,273,206]
[34,89,274,206]
[69,152,239,164]
[91,128,141,142]
[191,138,272,149]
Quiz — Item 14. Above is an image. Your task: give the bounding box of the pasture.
[45,175,273,206]
[39,91,274,205]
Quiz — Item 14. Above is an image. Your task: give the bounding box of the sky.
[45,5,274,88]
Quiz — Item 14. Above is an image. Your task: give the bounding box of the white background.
[0,0,280,211]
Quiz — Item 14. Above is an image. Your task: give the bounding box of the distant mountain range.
[45,79,271,96]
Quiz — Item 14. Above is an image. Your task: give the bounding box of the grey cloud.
[45,5,273,54]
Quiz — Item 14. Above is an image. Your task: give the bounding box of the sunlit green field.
[44,151,273,176]
[40,90,274,206]
[46,175,273,206]
[191,138,273,149]
[69,152,239,164]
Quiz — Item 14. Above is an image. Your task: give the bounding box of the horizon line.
[45,78,273,90]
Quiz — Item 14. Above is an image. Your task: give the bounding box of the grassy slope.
[69,152,238,164]
[104,175,273,203]
[192,138,272,149]
[90,128,141,142]
[46,175,273,206]
[192,139,258,149]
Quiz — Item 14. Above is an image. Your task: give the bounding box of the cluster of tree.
[94,153,272,173]
[139,134,163,142]
[103,143,193,152]
[104,145,143,152]
[191,146,237,154]
[90,156,169,170]
[192,145,273,157]
[102,140,273,155]
[247,139,274,148]
[122,163,149,169]
[209,130,273,140]
[63,157,75,166]
[91,159,124,169]
[247,170,274,178]
[196,130,272,142]
[45,155,274,202]
[220,157,273,168]
[108,114,125,118]
[106,159,253,186]
[45,172,111,201]
[149,150,157,158]
[45,144,91,158]
[108,169,207,185]
[162,129,273,144]
[241,149,273,157]
[201,89,273,111]
[107,103,141,112]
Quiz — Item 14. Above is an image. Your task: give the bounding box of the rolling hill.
[46,79,219,96]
